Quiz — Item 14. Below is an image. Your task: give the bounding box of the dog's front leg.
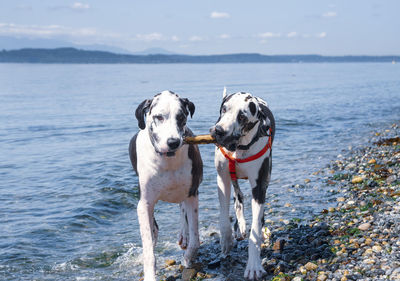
[137,199,157,281]
[244,156,271,280]
[182,196,200,267]
[217,172,233,256]
[232,180,247,240]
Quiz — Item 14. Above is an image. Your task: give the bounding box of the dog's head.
[135,90,195,155]
[210,88,274,151]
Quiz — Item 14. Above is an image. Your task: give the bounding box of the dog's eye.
[237,112,247,123]
[221,106,227,114]
[154,115,164,122]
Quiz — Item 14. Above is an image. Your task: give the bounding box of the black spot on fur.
[129,133,140,198]
[239,92,247,95]
[237,192,244,204]
[129,133,139,175]
[153,217,159,231]
[244,95,252,101]
[185,213,188,224]
[249,101,256,115]
[261,214,265,226]
[258,103,276,142]
[186,128,203,197]
[243,120,259,133]
[176,110,187,129]
[252,156,271,204]
[148,123,160,149]
[234,219,239,232]
[220,94,234,113]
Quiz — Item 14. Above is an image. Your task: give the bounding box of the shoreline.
[156,123,400,281]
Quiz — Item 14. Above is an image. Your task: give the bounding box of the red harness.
[218,130,272,181]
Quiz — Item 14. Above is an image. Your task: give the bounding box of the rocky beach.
[156,123,400,281]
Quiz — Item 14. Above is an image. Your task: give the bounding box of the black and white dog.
[210,89,275,280]
[129,91,203,281]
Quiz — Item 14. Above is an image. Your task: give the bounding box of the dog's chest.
[155,165,192,203]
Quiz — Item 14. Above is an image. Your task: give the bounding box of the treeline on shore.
[0,47,399,64]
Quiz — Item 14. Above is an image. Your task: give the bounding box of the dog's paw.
[182,246,198,267]
[234,225,247,241]
[178,233,188,250]
[244,260,266,280]
[220,233,233,255]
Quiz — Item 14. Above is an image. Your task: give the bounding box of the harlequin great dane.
[129,91,203,281]
[210,89,275,280]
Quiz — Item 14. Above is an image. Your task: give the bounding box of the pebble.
[305,262,318,271]
[351,176,364,184]
[372,245,382,252]
[182,268,197,281]
[337,197,346,202]
[165,259,176,267]
[358,223,371,231]
[363,258,376,264]
[318,274,328,281]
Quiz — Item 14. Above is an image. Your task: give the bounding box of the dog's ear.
[181,98,195,118]
[222,87,227,99]
[258,103,275,140]
[135,99,152,129]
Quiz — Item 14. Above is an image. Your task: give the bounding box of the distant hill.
[0,47,399,64]
[0,36,133,54]
[133,47,176,55]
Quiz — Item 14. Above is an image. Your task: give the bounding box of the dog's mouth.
[210,126,240,152]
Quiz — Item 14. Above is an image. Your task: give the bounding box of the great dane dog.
[210,89,275,280]
[129,91,203,281]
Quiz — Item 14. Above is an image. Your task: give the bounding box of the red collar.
[218,130,272,181]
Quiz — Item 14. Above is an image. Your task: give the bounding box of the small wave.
[113,244,143,276]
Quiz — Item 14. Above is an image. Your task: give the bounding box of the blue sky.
[1,0,399,55]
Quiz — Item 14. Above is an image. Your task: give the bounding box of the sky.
[0,0,399,55]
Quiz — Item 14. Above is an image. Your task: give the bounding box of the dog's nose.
[214,125,225,137]
[167,138,181,150]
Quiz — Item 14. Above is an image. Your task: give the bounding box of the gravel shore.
[157,124,400,281]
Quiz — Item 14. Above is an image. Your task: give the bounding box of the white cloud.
[287,32,297,38]
[171,35,180,42]
[71,2,90,10]
[316,32,327,38]
[0,23,122,42]
[0,22,98,37]
[136,32,164,41]
[189,36,204,42]
[322,11,337,18]
[258,32,281,38]
[210,11,230,19]
[219,34,230,39]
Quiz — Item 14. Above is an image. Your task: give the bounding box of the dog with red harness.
[210,88,275,280]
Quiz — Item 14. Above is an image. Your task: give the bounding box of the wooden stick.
[184,134,216,145]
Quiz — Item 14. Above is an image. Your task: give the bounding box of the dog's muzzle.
[210,125,240,152]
